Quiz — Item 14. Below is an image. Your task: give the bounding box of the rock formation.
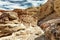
[37,0,60,26]
[0,9,43,40]
[36,0,60,40]
[38,19,60,40]
[0,0,60,40]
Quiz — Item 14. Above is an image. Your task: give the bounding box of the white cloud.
[0,0,48,10]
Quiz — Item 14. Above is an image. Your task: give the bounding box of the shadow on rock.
[35,35,50,40]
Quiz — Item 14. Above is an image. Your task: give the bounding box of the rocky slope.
[0,10,44,40]
[0,0,60,40]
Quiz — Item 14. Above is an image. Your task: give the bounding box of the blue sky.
[0,0,48,10]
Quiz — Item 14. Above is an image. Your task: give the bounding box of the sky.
[0,0,48,10]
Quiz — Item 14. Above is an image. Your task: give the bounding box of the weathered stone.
[0,9,43,40]
[4,12,18,20]
[40,19,60,40]
[0,12,19,24]
[54,0,60,16]
[0,23,43,40]
[0,0,60,40]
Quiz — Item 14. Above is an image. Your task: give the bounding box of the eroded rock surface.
[0,0,60,40]
[39,19,60,40]
[0,10,43,40]
[35,0,60,40]
[0,11,20,37]
[37,0,60,26]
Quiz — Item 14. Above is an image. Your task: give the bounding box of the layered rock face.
[0,9,43,40]
[39,19,60,40]
[0,0,60,40]
[36,0,60,40]
[37,0,60,25]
